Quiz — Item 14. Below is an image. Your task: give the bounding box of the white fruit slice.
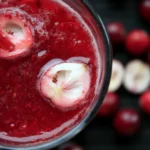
[39,62,91,108]
[0,9,33,59]
[108,59,124,92]
[123,59,150,94]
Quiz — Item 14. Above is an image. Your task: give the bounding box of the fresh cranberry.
[106,22,126,45]
[140,0,150,21]
[113,108,141,136]
[126,30,149,55]
[98,92,120,117]
[139,90,150,114]
[59,143,83,150]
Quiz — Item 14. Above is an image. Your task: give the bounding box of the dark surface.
[56,0,150,150]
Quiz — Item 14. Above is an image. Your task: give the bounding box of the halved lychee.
[123,60,150,94]
[108,59,124,92]
[0,9,33,59]
[38,62,91,109]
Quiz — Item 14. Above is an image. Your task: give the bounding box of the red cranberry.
[139,90,150,114]
[59,143,83,150]
[126,30,149,55]
[106,22,126,45]
[98,92,120,117]
[140,0,150,21]
[113,108,141,136]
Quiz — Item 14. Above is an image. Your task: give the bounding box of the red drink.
[0,0,101,145]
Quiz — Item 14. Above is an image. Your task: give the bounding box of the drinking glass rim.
[0,0,112,149]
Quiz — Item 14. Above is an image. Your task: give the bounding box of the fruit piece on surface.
[106,22,126,45]
[113,108,141,136]
[98,92,120,117]
[38,62,91,109]
[126,30,149,55]
[0,8,33,59]
[140,0,150,21]
[108,59,124,92]
[139,90,150,114]
[123,59,150,94]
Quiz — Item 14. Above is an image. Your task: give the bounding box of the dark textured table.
[56,0,150,150]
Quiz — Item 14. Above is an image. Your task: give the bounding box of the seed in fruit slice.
[98,92,120,117]
[113,108,141,136]
[59,143,83,150]
[108,59,124,92]
[140,0,150,21]
[0,8,33,59]
[123,60,150,94]
[38,62,91,109]
[106,22,126,45]
[126,30,149,55]
[139,90,150,115]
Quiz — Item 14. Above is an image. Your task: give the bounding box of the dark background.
[56,0,150,150]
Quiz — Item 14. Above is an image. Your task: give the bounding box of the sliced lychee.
[108,59,124,92]
[123,60,150,94]
[38,62,91,109]
[0,10,33,59]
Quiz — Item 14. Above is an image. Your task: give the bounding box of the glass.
[0,0,112,149]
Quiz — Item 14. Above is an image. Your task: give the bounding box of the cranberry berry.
[140,0,150,21]
[139,90,150,115]
[126,30,149,55]
[106,22,126,45]
[98,92,120,117]
[113,108,141,136]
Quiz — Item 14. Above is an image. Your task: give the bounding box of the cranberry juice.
[0,0,100,145]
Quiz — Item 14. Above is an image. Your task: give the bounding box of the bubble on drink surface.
[37,50,47,57]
